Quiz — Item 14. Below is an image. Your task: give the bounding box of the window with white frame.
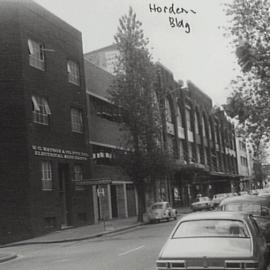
[32,96,51,125]
[67,60,80,86]
[41,161,52,191]
[71,108,83,133]
[28,39,45,70]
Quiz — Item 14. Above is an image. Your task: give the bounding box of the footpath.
[0,206,191,263]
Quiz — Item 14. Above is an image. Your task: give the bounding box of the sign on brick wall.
[32,145,89,160]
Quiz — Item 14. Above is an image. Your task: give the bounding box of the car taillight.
[225,261,258,270]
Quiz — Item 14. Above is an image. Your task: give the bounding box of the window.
[202,116,206,137]
[208,122,212,140]
[173,220,250,238]
[194,112,200,135]
[185,107,192,131]
[28,39,45,70]
[73,164,84,190]
[41,161,52,191]
[90,96,122,122]
[73,165,83,182]
[71,108,83,133]
[67,60,80,85]
[32,96,51,125]
[176,106,183,127]
[165,98,173,123]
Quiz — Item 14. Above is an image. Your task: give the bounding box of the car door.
[249,215,269,266]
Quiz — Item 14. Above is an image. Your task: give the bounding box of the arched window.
[208,119,212,140]
[202,115,206,137]
[194,111,200,135]
[176,105,183,127]
[185,106,192,131]
[165,98,173,123]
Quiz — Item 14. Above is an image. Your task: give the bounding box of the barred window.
[28,39,45,71]
[71,108,83,133]
[32,96,51,125]
[41,161,52,191]
[67,60,80,86]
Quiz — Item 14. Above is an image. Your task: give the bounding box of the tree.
[223,0,270,154]
[109,7,172,222]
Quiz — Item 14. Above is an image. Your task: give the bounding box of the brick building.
[0,0,93,243]
[155,63,240,206]
[84,59,137,222]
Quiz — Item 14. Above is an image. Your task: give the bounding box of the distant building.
[84,44,119,75]
[155,63,240,205]
[235,137,254,191]
[0,0,92,243]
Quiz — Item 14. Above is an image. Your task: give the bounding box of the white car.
[191,196,213,211]
[147,202,177,223]
[156,211,269,270]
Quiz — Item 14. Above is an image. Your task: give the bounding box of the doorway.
[58,163,71,226]
[111,185,118,218]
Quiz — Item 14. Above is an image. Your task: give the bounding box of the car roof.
[220,195,269,205]
[179,211,249,222]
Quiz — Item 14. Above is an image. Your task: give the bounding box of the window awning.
[75,178,112,186]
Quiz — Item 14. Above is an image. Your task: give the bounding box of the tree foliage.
[223,0,270,152]
[109,7,172,221]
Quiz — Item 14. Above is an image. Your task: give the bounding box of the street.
[0,220,177,270]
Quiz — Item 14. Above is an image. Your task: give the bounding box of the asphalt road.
[0,219,177,270]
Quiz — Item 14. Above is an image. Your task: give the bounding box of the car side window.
[249,216,261,235]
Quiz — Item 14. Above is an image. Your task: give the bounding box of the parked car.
[212,193,228,208]
[156,211,269,270]
[219,195,270,247]
[147,202,177,223]
[191,196,213,211]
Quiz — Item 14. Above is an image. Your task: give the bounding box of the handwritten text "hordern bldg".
[149,3,197,33]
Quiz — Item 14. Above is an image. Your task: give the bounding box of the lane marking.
[118,245,145,256]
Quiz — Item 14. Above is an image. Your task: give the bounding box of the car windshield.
[152,204,163,210]
[173,219,250,238]
[223,202,270,216]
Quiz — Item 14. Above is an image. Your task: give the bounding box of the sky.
[35,0,240,106]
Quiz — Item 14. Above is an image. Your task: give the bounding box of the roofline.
[84,43,117,56]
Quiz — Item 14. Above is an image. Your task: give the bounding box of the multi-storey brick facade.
[155,63,239,206]
[0,0,92,243]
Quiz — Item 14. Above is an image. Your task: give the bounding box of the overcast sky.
[35,0,240,105]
